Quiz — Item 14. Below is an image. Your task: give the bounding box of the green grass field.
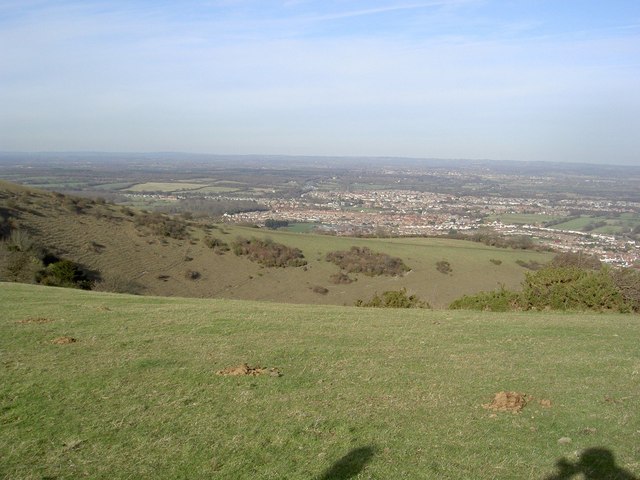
[1,283,638,479]
[489,213,564,225]
[550,214,640,234]
[282,222,321,233]
[125,182,207,192]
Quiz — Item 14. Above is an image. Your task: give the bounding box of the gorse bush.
[356,288,429,308]
[610,268,640,312]
[449,287,521,312]
[231,236,307,267]
[449,264,636,313]
[37,259,92,290]
[520,266,628,312]
[326,246,409,276]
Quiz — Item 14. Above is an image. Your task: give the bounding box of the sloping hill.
[1,283,638,479]
[0,180,553,307]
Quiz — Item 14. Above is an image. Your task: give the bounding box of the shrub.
[449,287,521,312]
[520,267,629,312]
[312,285,329,295]
[326,246,409,276]
[515,259,544,270]
[204,237,230,254]
[356,288,429,308]
[489,259,502,265]
[185,270,201,280]
[610,268,640,312]
[5,229,36,253]
[0,210,14,240]
[329,272,354,284]
[2,251,37,282]
[436,260,452,274]
[231,236,307,268]
[37,259,92,289]
[449,264,633,313]
[134,212,188,239]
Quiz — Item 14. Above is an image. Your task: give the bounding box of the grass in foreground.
[1,283,639,479]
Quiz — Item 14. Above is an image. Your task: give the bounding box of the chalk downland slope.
[0,180,553,307]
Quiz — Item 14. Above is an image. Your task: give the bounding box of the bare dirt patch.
[51,336,77,345]
[539,398,552,408]
[483,391,529,413]
[18,317,54,324]
[216,363,281,377]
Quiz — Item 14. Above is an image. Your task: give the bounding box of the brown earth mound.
[216,363,281,377]
[18,317,54,324]
[52,336,77,345]
[483,391,528,412]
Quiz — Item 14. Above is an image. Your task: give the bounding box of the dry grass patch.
[17,317,54,324]
[216,364,282,377]
[51,336,77,345]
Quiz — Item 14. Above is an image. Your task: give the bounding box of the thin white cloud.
[297,0,470,22]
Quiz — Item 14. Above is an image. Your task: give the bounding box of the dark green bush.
[449,264,633,313]
[37,259,92,289]
[356,288,428,308]
[521,266,629,312]
[449,287,521,312]
[610,268,640,312]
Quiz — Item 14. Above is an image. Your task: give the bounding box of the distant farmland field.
[125,182,207,192]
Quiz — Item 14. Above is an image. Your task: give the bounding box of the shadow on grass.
[545,447,637,480]
[318,446,375,480]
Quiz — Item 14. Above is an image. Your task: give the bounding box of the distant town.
[2,153,639,268]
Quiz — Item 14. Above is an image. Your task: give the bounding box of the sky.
[0,0,639,164]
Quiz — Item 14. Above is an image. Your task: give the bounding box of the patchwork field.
[1,283,638,479]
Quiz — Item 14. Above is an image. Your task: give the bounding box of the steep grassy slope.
[1,283,638,479]
[0,180,553,307]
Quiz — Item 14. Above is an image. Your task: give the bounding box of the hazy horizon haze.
[1,1,639,165]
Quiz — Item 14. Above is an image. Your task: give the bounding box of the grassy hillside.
[0,180,552,307]
[1,283,638,479]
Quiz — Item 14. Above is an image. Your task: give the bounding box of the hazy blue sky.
[1,1,639,164]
